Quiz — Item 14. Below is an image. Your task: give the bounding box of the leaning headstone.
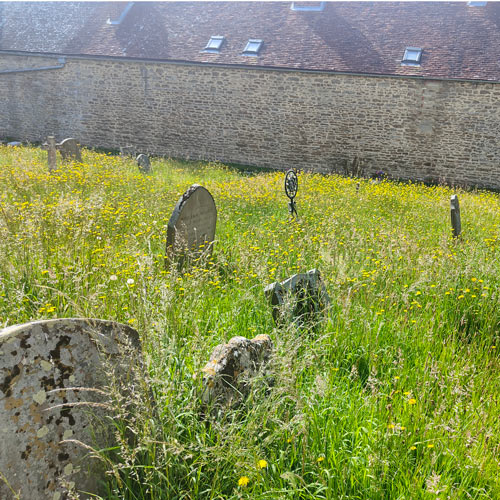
[264,269,330,325]
[58,137,82,162]
[450,194,461,238]
[136,153,151,173]
[120,145,136,157]
[202,334,273,409]
[42,135,57,172]
[0,318,142,499]
[7,141,22,147]
[165,184,217,266]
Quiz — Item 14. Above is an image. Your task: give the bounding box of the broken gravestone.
[58,138,82,162]
[450,194,461,238]
[165,184,217,266]
[264,269,330,325]
[202,334,273,409]
[42,135,58,172]
[0,318,142,500]
[136,153,151,173]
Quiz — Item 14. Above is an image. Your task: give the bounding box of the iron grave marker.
[166,184,217,265]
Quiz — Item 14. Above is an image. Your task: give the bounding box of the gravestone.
[165,184,217,266]
[58,138,81,162]
[120,145,136,157]
[136,153,151,173]
[450,194,461,238]
[264,269,330,325]
[202,334,273,409]
[7,141,22,147]
[42,135,57,172]
[0,318,142,499]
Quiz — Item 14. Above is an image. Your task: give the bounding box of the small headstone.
[165,184,217,266]
[264,269,330,325]
[120,145,136,157]
[450,194,461,238]
[0,318,142,499]
[136,153,151,173]
[7,141,22,147]
[58,137,81,162]
[202,334,273,409]
[46,135,57,172]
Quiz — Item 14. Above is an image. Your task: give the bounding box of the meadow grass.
[1,145,500,499]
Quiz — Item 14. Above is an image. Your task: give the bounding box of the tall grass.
[1,145,500,498]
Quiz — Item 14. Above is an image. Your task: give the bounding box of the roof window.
[467,1,487,5]
[291,2,325,11]
[202,36,225,53]
[243,39,263,56]
[401,47,422,66]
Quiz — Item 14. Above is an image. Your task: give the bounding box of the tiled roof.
[0,1,499,81]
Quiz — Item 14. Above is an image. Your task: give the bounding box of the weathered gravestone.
[58,138,81,162]
[7,141,22,147]
[42,135,58,172]
[136,153,151,173]
[0,318,142,500]
[202,334,273,409]
[165,184,217,266]
[450,194,461,238]
[265,269,330,325]
[120,145,136,158]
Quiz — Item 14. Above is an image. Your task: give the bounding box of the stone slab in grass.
[202,334,273,409]
[265,269,330,325]
[0,318,142,500]
[166,184,217,266]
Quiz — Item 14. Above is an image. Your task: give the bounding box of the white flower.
[109,275,118,281]
[127,278,135,285]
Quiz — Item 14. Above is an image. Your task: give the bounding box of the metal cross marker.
[284,169,298,218]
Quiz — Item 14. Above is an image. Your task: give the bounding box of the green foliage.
[1,145,500,498]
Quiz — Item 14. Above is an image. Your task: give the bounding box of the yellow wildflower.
[238,476,249,487]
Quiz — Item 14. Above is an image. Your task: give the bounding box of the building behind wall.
[0,1,499,188]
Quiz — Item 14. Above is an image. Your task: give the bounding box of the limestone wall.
[1,53,499,188]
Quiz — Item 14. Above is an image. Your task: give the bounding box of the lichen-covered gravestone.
[264,269,330,325]
[0,318,142,500]
[202,334,273,409]
[136,153,151,173]
[165,184,217,266]
[58,138,82,162]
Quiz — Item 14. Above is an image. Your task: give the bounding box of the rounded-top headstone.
[165,184,217,266]
[136,153,151,173]
[0,318,142,499]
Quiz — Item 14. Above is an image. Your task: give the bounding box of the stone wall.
[1,53,499,188]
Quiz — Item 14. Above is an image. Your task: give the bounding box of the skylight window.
[467,1,487,6]
[402,47,422,66]
[242,39,263,56]
[202,36,225,53]
[291,2,325,11]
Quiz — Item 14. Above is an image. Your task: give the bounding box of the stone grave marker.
[42,135,57,172]
[265,269,330,325]
[120,145,136,157]
[58,137,81,162]
[0,318,142,499]
[202,334,273,410]
[7,141,22,147]
[136,153,151,173]
[165,184,217,266]
[450,194,461,238]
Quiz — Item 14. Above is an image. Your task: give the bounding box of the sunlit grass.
[1,145,500,498]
